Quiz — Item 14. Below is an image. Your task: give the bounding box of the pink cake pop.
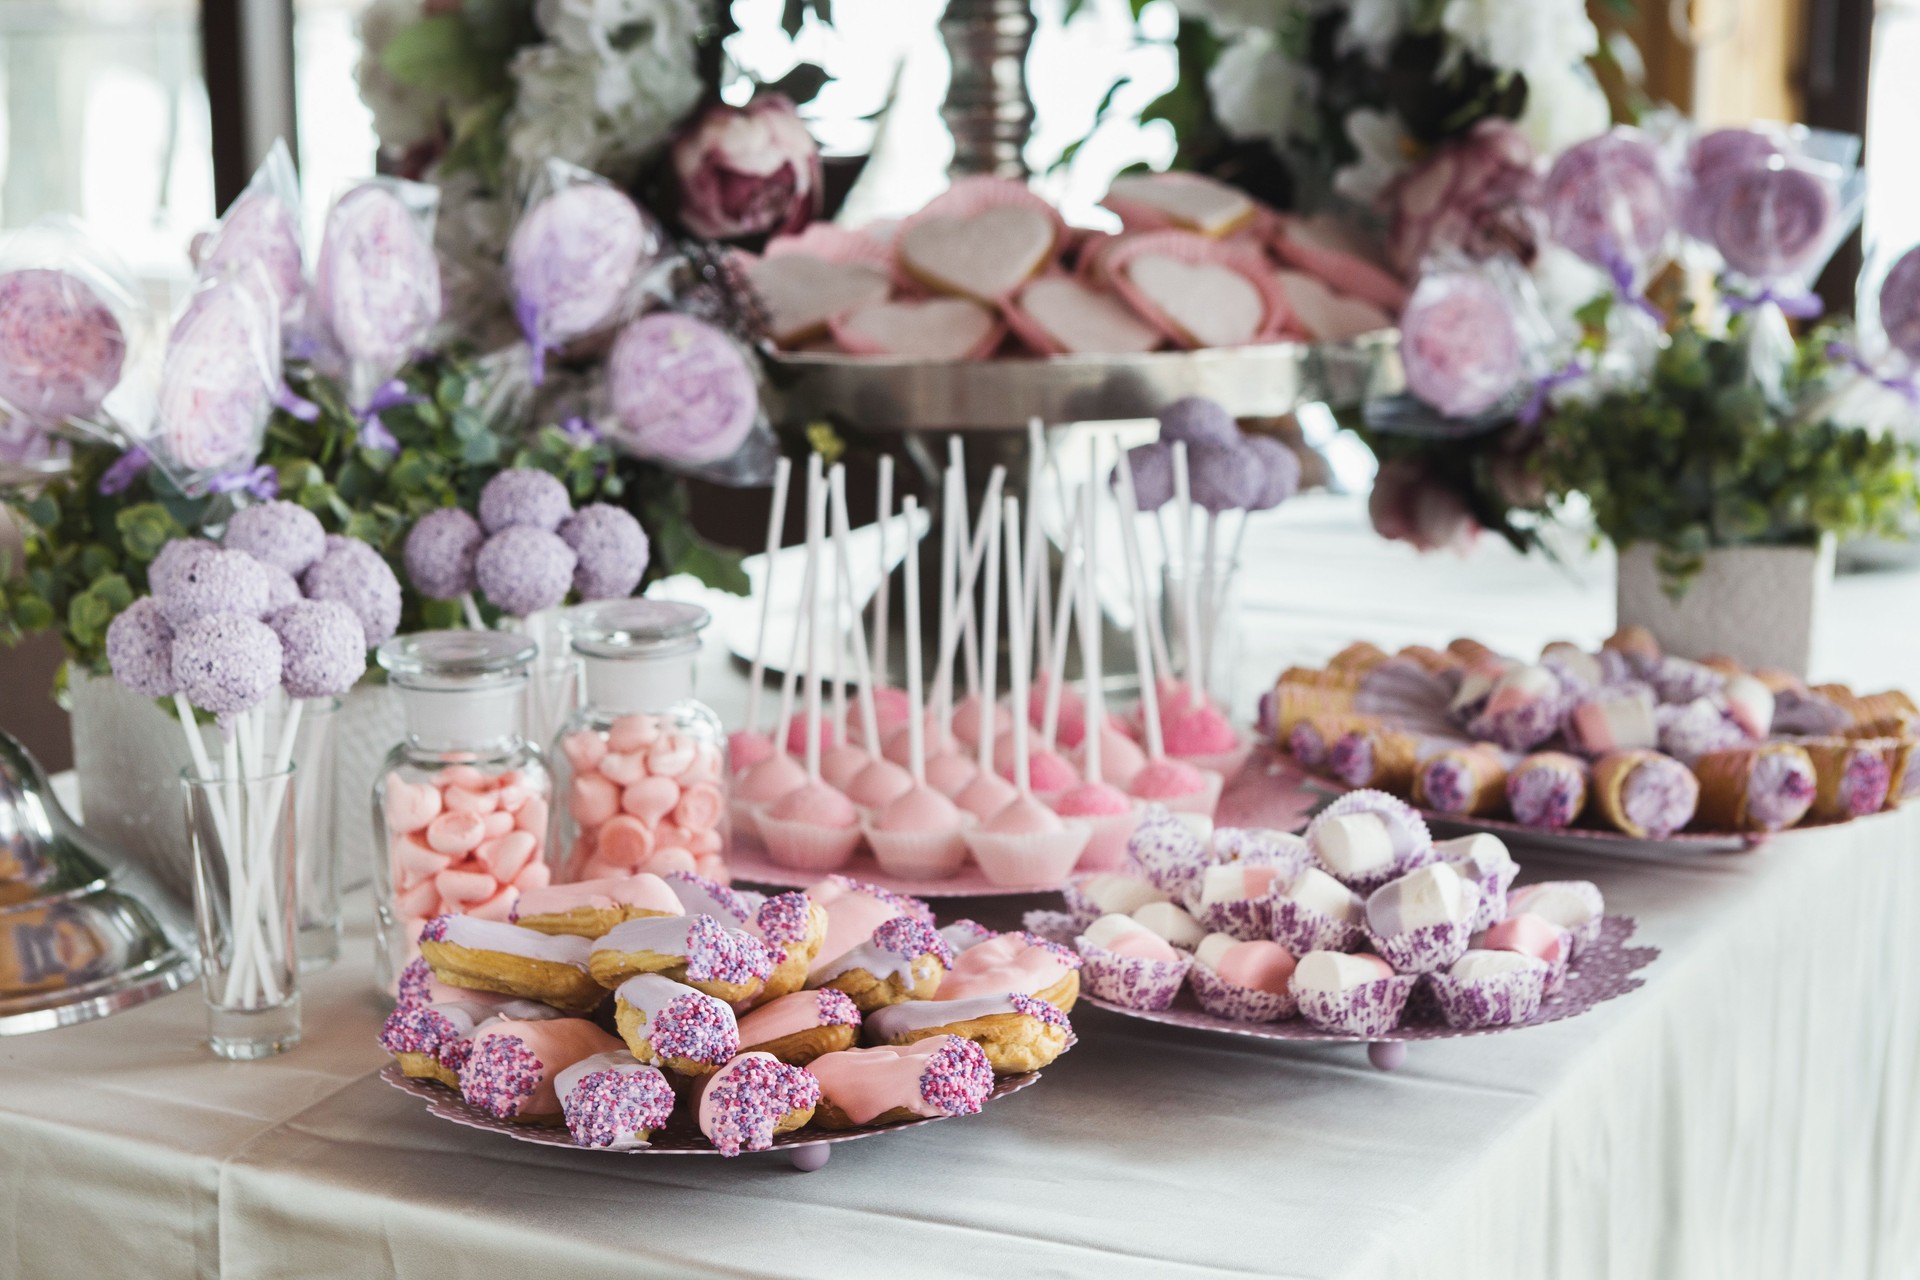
[953,497,1016,820]
[1082,716,1148,787]
[822,460,908,821]
[950,695,1009,749]
[732,457,793,776]
[817,505,872,791]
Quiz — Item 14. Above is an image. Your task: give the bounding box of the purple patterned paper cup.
[1367,918,1474,975]
[1124,804,1213,901]
[1427,962,1548,1029]
[1189,963,1296,1023]
[1267,897,1366,955]
[1058,877,1107,932]
[1460,862,1520,932]
[1292,973,1419,1037]
[1190,896,1271,942]
[1074,935,1192,1011]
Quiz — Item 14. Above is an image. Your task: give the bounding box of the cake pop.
[730,457,792,777]
[171,612,283,719]
[105,597,176,698]
[224,501,326,577]
[302,534,402,646]
[158,547,272,626]
[558,503,648,601]
[268,599,367,698]
[474,525,576,618]
[403,507,485,602]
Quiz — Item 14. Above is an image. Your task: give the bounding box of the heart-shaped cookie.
[1015,277,1161,355]
[899,207,1055,302]
[832,298,1002,360]
[1275,271,1392,342]
[746,254,892,346]
[1124,254,1266,348]
[1106,173,1255,238]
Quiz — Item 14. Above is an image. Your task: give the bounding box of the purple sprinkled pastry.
[1594,749,1700,839]
[1465,664,1565,752]
[557,1052,675,1150]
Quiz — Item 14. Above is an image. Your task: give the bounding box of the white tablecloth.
[5,496,1920,1278]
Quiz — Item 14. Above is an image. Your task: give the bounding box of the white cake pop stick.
[1078,475,1104,785]
[1040,487,1085,751]
[1171,442,1206,711]
[801,457,827,782]
[1111,436,1175,693]
[949,437,982,706]
[935,463,959,728]
[744,456,792,736]
[771,456,822,761]
[975,485,1003,776]
[1200,506,1219,704]
[1023,419,1049,693]
[1003,495,1031,795]
[829,474,848,748]
[902,496,928,785]
[872,454,893,691]
[932,464,1006,717]
[831,466,882,752]
[1111,436,1166,760]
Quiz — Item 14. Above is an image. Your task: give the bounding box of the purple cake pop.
[1157,395,1237,448]
[157,548,272,627]
[268,599,367,698]
[1119,442,1174,511]
[404,507,486,600]
[199,188,305,323]
[509,184,652,359]
[0,268,127,424]
[1243,435,1301,510]
[106,597,177,698]
[606,313,758,467]
[1710,165,1835,281]
[224,500,325,576]
[558,503,649,600]
[1544,131,1674,276]
[314,183,441,371]
[475,526,577,617]
[301,534,402,646]
[1188,443,1261,513]
[261,563,301,611]
[1879,245,1920,363]
[478,468,571,535]
[1399,273,1523,419]
[171,612,283,717]
[148,538,220,598]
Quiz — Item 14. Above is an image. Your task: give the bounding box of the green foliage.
[1535,310,1920,593]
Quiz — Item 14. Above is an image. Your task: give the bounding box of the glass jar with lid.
[371,630,553,994]
[551,599,730,885]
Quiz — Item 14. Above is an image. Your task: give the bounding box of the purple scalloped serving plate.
[382,1065,1038,1169]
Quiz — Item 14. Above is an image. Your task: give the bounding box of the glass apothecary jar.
[552,599,730,885]
[371,631,553,994]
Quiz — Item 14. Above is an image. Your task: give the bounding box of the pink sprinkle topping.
[916,1037,994,1117]
[652,993,740,1065]
[755,891,814,947]
[564,1066,675,1149]
[871,917,953,969]
[666,871,755,925]
[683,914,775,986]
[459,1034,541,1120]
[813,988,861,1028]
[418,914,453,944]
[703,1055,822,1156]
[943,919,995,945]
[396,957,433,1009]
[1008,992,1071,1031]
[378,1005,459,1058]
[1014,931,1085,971]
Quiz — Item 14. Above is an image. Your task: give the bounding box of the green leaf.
[380,15,493,99]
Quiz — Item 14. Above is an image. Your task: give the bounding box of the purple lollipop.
[1545,131,1675,277]
[199,188,305,322]
[268,599,367,698]
[1399,273,1523,419]
[149,538,220,599]
[478,468,572,534]
[475,526,577,618]
[1243,435,1301,510]
[106,598,176,698]
[0,268,127,424]
[1878,245,1920,363]
[1118,442,1174,511]
[1188,443,1262,514]
[1157,396,1238,448]
[1710,165,1835,281]
[155,270,279,476]
[509,184,653,364]
[171,612,283,717]
[558,503,649,600]
[302,534,402,646]
[224,500,325,576]
[314,184,441,376]
[404,507,485,600]
[157,548,273,627]
[606,313,758,467]
[1684,128,1783,241]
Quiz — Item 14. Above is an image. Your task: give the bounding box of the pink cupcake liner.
[1427,963,1548,1029]
[1075,935,1192,1011]
[1367,919,1474,976]
[1103,231,1295,349]
[1462,863,1520,933]
[1190,896,1270,943]
[762,223,894,273]
[892,177,1066,305]
[1124,804,1214,901]
[1268,897,1366,955]
[1292,973,1419,1037]
[1058,877,1107,932]
[963,822,1092,888]
[1188,962,1296,1023]
[862,819,971,881]
[753,810,862,873]
[1070,806,1145,873]
[1138,767,1225,818]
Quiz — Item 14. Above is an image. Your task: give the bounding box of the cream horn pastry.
[1800,737,1897,821]
[1504,752,1589,830]
[1411,743,1507,816]
[1692,743,1817,833]
[588,914,775,1003]
[1284,711,1378,769]
[458,1017,624,1124]
[1564,684,1658,757]
[1465,664,1566,752]
[863,991,1072,1074]
[809,916,953,1011]
[611,974,740,1076]
[807,1035,996,1130]
[556,1051,676,1151]
[736,988,861,1065]
[509,872,684,937]
[417,915,606,1013]
[1589,749,1698,838]
[1327,725,1419,793]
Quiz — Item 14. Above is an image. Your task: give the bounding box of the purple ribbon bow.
[1519,358,1590,427]
[97,446,151,495]
[356,379,424,453]
[557,415,600,447]
[1727,286,1824,320]
[206,463,280,501]
[1603,251,1667,325]
[1826,341,1920,404]
[516,298,551,388]
[274,382,321,423]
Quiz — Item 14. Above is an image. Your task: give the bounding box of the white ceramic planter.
[68,670,401,900]
[1615,538,1834,677]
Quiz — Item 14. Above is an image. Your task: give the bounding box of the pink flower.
[1368,458,1480,555]
[1386,120,1545,277]
[671,96,821,242]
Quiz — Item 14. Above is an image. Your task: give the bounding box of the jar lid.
[376,630,538,690]
[568,599,709,661]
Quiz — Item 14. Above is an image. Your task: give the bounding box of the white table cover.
[5,495,1920,1278]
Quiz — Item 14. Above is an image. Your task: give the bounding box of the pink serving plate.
[382,1065,1038,1171]
[1026,913,1657,1071]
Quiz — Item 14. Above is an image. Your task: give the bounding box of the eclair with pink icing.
[509,872,684,938]
[809,916,954,1012]
[807,1036,996,1130]
[612,974,740,1076]
[557,1051,677,1150]
[588,914,776,1004]
[804,875,934,980]
[746,890,830,1003]
[396,955,563,1013]
[417,915,607,1013]
[379,998,565,1086]
[736,988,862,1065]
[695,1051,821,1155]
[457,1017,624,1123]
[661,870,763,931]
[933,930,1082,1011]
[864,990,1073,1074]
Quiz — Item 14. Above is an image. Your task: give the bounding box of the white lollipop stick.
[1172,443,1206,711]
[1112,438,1175,694]
[872,454,893,692]
[1199,507,1219,703]
[1023,419,1049,694]
[1003,495,1031,796]
[801,456,827,782]
[830,467,882,753]
[1111,436,1167,760]
[1079,478,1104,786]
[1040,488,1085,751]
[949,437,981,707]
[828,469,848,748]
[975,487,1003,775]
[935,464,959,728]
[773,456,823,761]
[744,456,792,737]
[902,497,929,785]
[932,465,1006,719]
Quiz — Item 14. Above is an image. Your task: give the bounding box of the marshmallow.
[1282,867,1363,924]
[1170,812,1215,843]
[1472,913,1568,966]
[1080,873,1170,916]
[1448,949,1545,983]
[1197,862,1285,906]
[1084,913,1181,963]
[1541,642,1602,687]
[1313,813,1397,877]
[1194,932,1240,970]
[1719,674,1775,739]
[1449,660,1511,712]
[1568,688,1657,753]
[1434,833,1513,881]
[1506,881,1603,933]
[1291,950,1396,994]
[1365,863,1474,937]
[1132,901,1206,949]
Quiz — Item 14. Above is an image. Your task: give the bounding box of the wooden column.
[200,0,299,208]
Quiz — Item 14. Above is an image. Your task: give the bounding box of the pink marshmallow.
[608,713,661,753]
[391,835,451,887]
[395,879,440,919]
[495,783,532,812]
[425,811,488,856]
[621,775,681,825]
[515,796,549,838]
[435,866,498,905]
[643,847,699,877]
[477,831,538,883]
[597,751,647,786]
[512,860,552,893]
[465,886,519,922]
[646,736,696,777]
[442,786,499,816]
[384,777,443,834]
[571,774,620,827]
[596,814,655,869]
[561,731,609,773]
[440,764,488,789]
[481,810,515,839]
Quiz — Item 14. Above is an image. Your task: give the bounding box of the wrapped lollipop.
[605,311,774,484]
[146,263,284,492]
[1543,128,1676,300]
[313,179,442,421]
[508,162,664,385]
[0,216,140,430]
[194,139,306,327]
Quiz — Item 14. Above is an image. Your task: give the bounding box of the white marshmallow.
[1448,949,1546,983]
[1496,664,1562,700]
[1434,833,1513,881]
[1083,913,1157,950]
[1194,932,1240,970]
[1291,950,1396,993]
[1541,642,1602,687]
[1720,675,1775,738]
[1449,662,1509,712]
[1283,866,1363,923]
[1507,881,1602,932]
[1171,812,1215,844]
[1131,901,1206,949]
[1365,863,1474,937]
[1198,863,1259,906]
[1082,873,1169,915]
[1314,813,1397,876]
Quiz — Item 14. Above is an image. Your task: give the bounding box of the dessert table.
[5,494,1920,1278]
